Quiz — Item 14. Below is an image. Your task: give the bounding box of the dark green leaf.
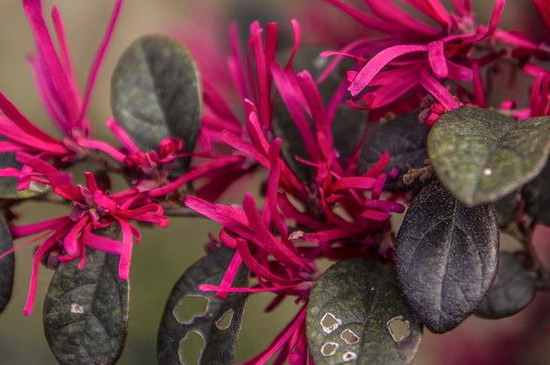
[44,233,129,365]
[428,107,550,206]
[396,182,499,333]
[111,35,202,158]
[332,105,368,162]
[476,252,536,319]
[493,192,518,227]
[359,113,429,191]
[226,0,287,45]
[292,46,331,84]
[523,158,550,225]
[307,258,422,365]
[273,100,315,183]
[157,247,248,365]
[0,216,14,314]
[290,46,353,99]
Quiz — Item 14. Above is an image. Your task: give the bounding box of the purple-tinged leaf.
[477,252,536,319]
[359,113,429,191]
[396,182,499,333]
[332,105,368,162]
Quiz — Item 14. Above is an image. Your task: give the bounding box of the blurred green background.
[0,1,549,364]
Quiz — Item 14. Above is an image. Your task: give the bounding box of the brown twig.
[402,164,433,187]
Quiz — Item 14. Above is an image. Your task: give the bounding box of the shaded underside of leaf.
[332,105,368,162]
[307,258,422,365]
[0,215,14,314]
[523,158,550,225]
[273,99,315,183]
[396,182,499,333]
[226,0,290,45]
[476,252,536,319]
[43,244,129,365]
[157,247,248,365]
[492,192,519,227]
[428,106,550,206]
[111,35,202,156]
[359,112,429,191]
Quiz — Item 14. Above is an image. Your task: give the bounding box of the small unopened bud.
[41,249,61,269]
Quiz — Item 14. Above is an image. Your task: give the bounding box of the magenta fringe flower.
[180,19,407,363]
[321,0,550,123]
[0,0,123,161]
[0,153,168,315]
[0,0,249,317]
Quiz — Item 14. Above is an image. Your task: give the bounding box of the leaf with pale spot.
[43,229,129,365]
[396,182,499,333]
[307,258,422,365]
[157,247,248,365]
[428,107,550,206]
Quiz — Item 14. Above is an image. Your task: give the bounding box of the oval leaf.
[273,100,315,183]
[157,247,248,365]
[476,252,536,319]
[111,35,202,155]
[307,258,422,365]
[44,246,129,365]
[396,182,499,333]
[428,107,550,206]
[359,113,429,191]
[493,192,518,227]
[0,215,14,314]
[332,105,368,162]
[523,158,550,225]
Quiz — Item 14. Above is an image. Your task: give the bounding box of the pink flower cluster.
[321,0,550,123]
[0,0,246,315]
[184,0,550,362]
[185,18,406,364]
